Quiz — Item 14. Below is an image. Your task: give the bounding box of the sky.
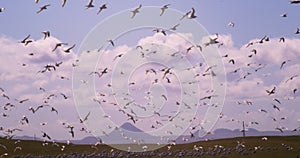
[0,0,300,147]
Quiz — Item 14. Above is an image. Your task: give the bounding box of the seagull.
[42,131,51,140]
[273,98,281,104]
[97,4,107,14]
[280,60,290,69]
[51,107,58,115]
[275,127,283,133]
[85,0,94,9]
[285,75,298,83]
[62,0,67,7]
[295,27,300,34]
[228,59,235,64]
[64,44,75,53]
[160,4,170,16]
[0,7,5,13]
[259,109,268,113]
[279,37,285,42]
[272,104,280,111]
[131,4,142,18]
[37,4,51,14]
[20,34,31,44]
[169,23,180,31]
[290,0,300,4]
[52,42,68,52]
[281,13,287,17]
[228,21,235,27]
[180,10,191,20]
[60,93,68,99]
[188,8,197,19]
[107,39,114,47]
[42,31,50,40]
[80,111,91,123]
[266,86,276,95]
[35,0,39,3]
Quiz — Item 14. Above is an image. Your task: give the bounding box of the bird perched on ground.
[131,4,142,18]
[160,4,170,16]
[97,4,107,14]
[37,4,50,14]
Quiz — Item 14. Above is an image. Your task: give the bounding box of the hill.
[0,136,299,157]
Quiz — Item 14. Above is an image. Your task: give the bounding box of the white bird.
[169,23,180,31]
[0,7,5,13]
[160,4,170,16]
[131,4,142,18]
[62,0,67,7]
[188,8,197,19]
[228,21,235,27]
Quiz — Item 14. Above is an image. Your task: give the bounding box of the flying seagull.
[42,31,50,40]
[64,44,76,53]
[0,8,5,13]
[160,4,170,16]
[131,4,142,18]
[97,4,107,14]
[290,0,300,4]
[188,8,197,19]
[52,42,68,52]
[62,0,67,7]
[169,23,180,31]
[85,0,94,9]
[37,4,51,14]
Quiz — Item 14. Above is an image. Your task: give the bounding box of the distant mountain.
[12,124,300,145]
[120,122,143,132]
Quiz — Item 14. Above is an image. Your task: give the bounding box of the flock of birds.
[0,0,300,157]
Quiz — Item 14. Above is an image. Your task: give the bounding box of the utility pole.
[242,121,246,137]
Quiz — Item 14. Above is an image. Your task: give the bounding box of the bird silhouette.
[37,4,50,14]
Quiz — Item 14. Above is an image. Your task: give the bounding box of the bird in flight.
[107,39,114,47]
[290,0,300,4]
[169,23,180,31]
[62,0,67,7]
[295,27,300,34]
[52,42,68,52]
[160,4,170,16]
[42,31,50,40]
[0,7,5,13]
[97,4,107,15]
[266,86,276,95]
[37,4,51,14]
[131,4,142,18]
[64,44,76,53]
[188,8,197,19]
[85,0,94,9]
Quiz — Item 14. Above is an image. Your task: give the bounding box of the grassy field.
[0,136,299,157]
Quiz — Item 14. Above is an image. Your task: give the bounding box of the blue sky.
[0,0,300,146]
[1,0,300,47]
